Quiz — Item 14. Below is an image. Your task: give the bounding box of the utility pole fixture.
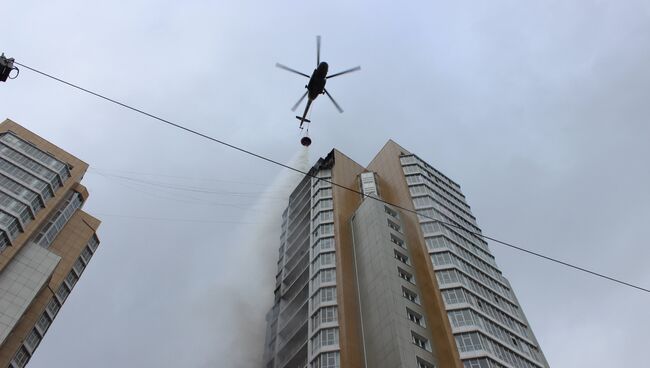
[0,54,19,82]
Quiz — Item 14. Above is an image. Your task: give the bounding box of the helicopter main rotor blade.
[324,89,344,113]
[316,35,321,66]
[292,91,309,112]
[326,66,361,79]
[276,63,310,78]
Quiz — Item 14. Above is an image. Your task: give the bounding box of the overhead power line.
[95,213,258,225]
[90,169,288,199]
[14,61,649,294]
[91,170,259,211]
[89,166,270,187]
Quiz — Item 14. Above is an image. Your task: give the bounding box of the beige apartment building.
[263,141,548,368]
[0,119,101,367]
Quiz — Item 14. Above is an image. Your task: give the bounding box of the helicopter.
[276,36,360,146]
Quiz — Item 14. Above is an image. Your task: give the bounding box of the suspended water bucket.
[300,136,312,147]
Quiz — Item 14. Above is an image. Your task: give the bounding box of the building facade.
[263,141,548,368]
[0,119,101,367]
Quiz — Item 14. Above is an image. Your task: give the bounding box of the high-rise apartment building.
[0,119,101,367]
[263,141,548,368]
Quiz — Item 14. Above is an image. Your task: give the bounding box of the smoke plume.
[193,148,310,367]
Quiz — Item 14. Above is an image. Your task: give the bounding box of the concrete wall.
[351,197,437,368]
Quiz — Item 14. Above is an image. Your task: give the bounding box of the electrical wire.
[91,170,286,217]
[88,166,270,187]
[92,170,257,210]
[14,61,650,294]
[89,169,288,199]
[95,213,258,225]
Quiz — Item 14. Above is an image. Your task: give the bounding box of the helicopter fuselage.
[276,36,360,146]
[306,62,328,100]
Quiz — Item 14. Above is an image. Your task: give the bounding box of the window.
[0,212,20,240]
[314,199,333,210]
[73,258,85,275]
[87,234,99,251]
[448,309,475,328]
[315,210,333,223]
[431,252,453,266]
[411,332,430,351]
[0,231,9,252]
[36,313,51,333]
[463,358,495,368]
[0,133,70,181]
[312,287,337,311]
[436,269,459,284]
[312,269,336,289]
[11,346,30,368]
[314,237,335,252]
[65,271,78,288]
[398,268,414,283]
[24,328,41,350]
[413,196,434,208]
[311,328,339,352]
[81,246,93,262]
[455,332,483,352]
[402,287,419,304]
[312,306,338,329]
[390,234,405,248]
[312,351,340,368]
[406,308,424,326]
[387,219,401,232]
[314,223,334,238]
[406,174,423,184]
[394,250,409,264]
[321,306,337,324]
[384,206,398,218]
[313,252,335,271]
[32,192,83,248]
[317,287,336,303]
[0,158,53,201]
[0,173,44,214]
[321,328,338,346]
[46,298,60,317]
[403,165,419,174]
[442,288,466,305]
[409,184,428,196]
[320,269,336,283]
[0,143,60,188]
[420,221,441,234]
[417,357,435,368]
[55,283,70,302]
[314,188,333,198]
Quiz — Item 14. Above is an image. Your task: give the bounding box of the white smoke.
[191,147,310,368]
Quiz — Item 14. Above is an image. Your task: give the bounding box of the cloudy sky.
[2,1,650,367]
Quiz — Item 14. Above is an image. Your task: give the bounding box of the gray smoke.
[190,148,310,367]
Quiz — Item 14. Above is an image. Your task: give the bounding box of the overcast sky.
[2,1,649,367]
